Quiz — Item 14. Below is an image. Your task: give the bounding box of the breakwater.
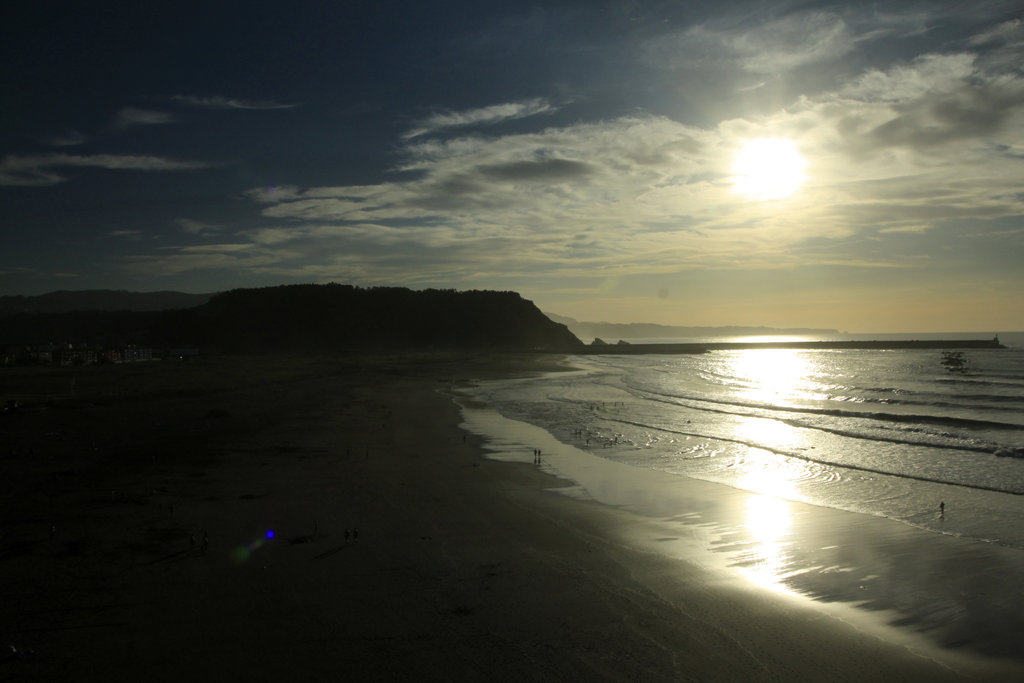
[576,338,1005,355]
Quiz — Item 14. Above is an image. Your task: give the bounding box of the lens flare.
[232,529,277,563]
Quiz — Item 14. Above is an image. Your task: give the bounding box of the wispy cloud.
[643,8,941,76]
[171,95,299,110]
[38,130,89,147]
[116,107,177,127]
[241,185,305,203]
[125,243,285,276]
[175,218,224,235]
[0,266,35,277]
[107,229,143,239]
[0,153,213,186]
[967,18,1022,47]
[402,98,557,139]
[644,10,856,75]
[726,12,853,74]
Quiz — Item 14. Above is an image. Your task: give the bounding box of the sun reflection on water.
[736,416,806,454]
[729,349,813,405]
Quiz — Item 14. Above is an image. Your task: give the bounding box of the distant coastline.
[576,338,1005,354]
[544,313,839,342]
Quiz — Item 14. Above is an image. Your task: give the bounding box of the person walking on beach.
[939,501,945,518]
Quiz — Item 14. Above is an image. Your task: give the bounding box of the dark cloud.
[0,153,213,187]
[39,130,88,147]
[171,95,298,110]
[869,82,1024,148]
[478,158,595,181]
[116,108,176,127]
[403,99,556,139]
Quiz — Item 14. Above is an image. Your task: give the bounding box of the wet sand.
[2,354,1019,680]
[462,402,1024,676]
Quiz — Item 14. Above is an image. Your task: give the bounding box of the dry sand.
[1,354,1018,681]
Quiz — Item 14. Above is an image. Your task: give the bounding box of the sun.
[732,138,806,200]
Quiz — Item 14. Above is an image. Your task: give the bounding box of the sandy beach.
[2,353,1020,681]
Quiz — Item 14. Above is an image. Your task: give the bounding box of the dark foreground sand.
[1,354,1018,681]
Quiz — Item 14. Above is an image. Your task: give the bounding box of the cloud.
[235,115,754,282]
[0,153,213,186]
[402,98,556,139]
[642,8,944,77]
[241,185,305,202]
[175,218,224,235]
[840,53,976,103]
[478,158,595,182]
[232,45,1023,286]
[116,107,177,126]
[867,82,1024,148]
[726,12,853,74]
[125,243,285,277]
[644,10,856,75]
[819,52,1024,154]
[260,198,368,221]
[107,229,143,240]
[0,266,35,276]
[968,18,1022,47]
[242,228,296,245]
[122,28,1019,307]
[39,130,89,146]
[171,95,299,110]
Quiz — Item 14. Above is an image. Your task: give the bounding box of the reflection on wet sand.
[739,494,794,592]
[461,401,1024,667]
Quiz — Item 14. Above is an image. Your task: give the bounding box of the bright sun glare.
[732,138,806,200]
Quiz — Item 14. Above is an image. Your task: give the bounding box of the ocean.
[457,338,1024,660]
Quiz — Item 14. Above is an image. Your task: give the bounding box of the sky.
[2,1,1023,332]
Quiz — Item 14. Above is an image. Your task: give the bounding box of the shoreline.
[2,353,1020,680]
[459,396,1024,674]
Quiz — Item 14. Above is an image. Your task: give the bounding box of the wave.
[599,415,1024,496]
[615,388,1009,456]
[827,395,1024,414]
[629,384,1024,433]
[935,377,1024,389]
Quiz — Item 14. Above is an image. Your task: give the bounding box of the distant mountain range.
[545,313,839,342]
[0,290,214,317]
[0,285,582,352]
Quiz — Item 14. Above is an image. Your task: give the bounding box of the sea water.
[467,345,1024,548]
[458,346,1024,679]
[459,340,1024,660]
[458,339,1024,655]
